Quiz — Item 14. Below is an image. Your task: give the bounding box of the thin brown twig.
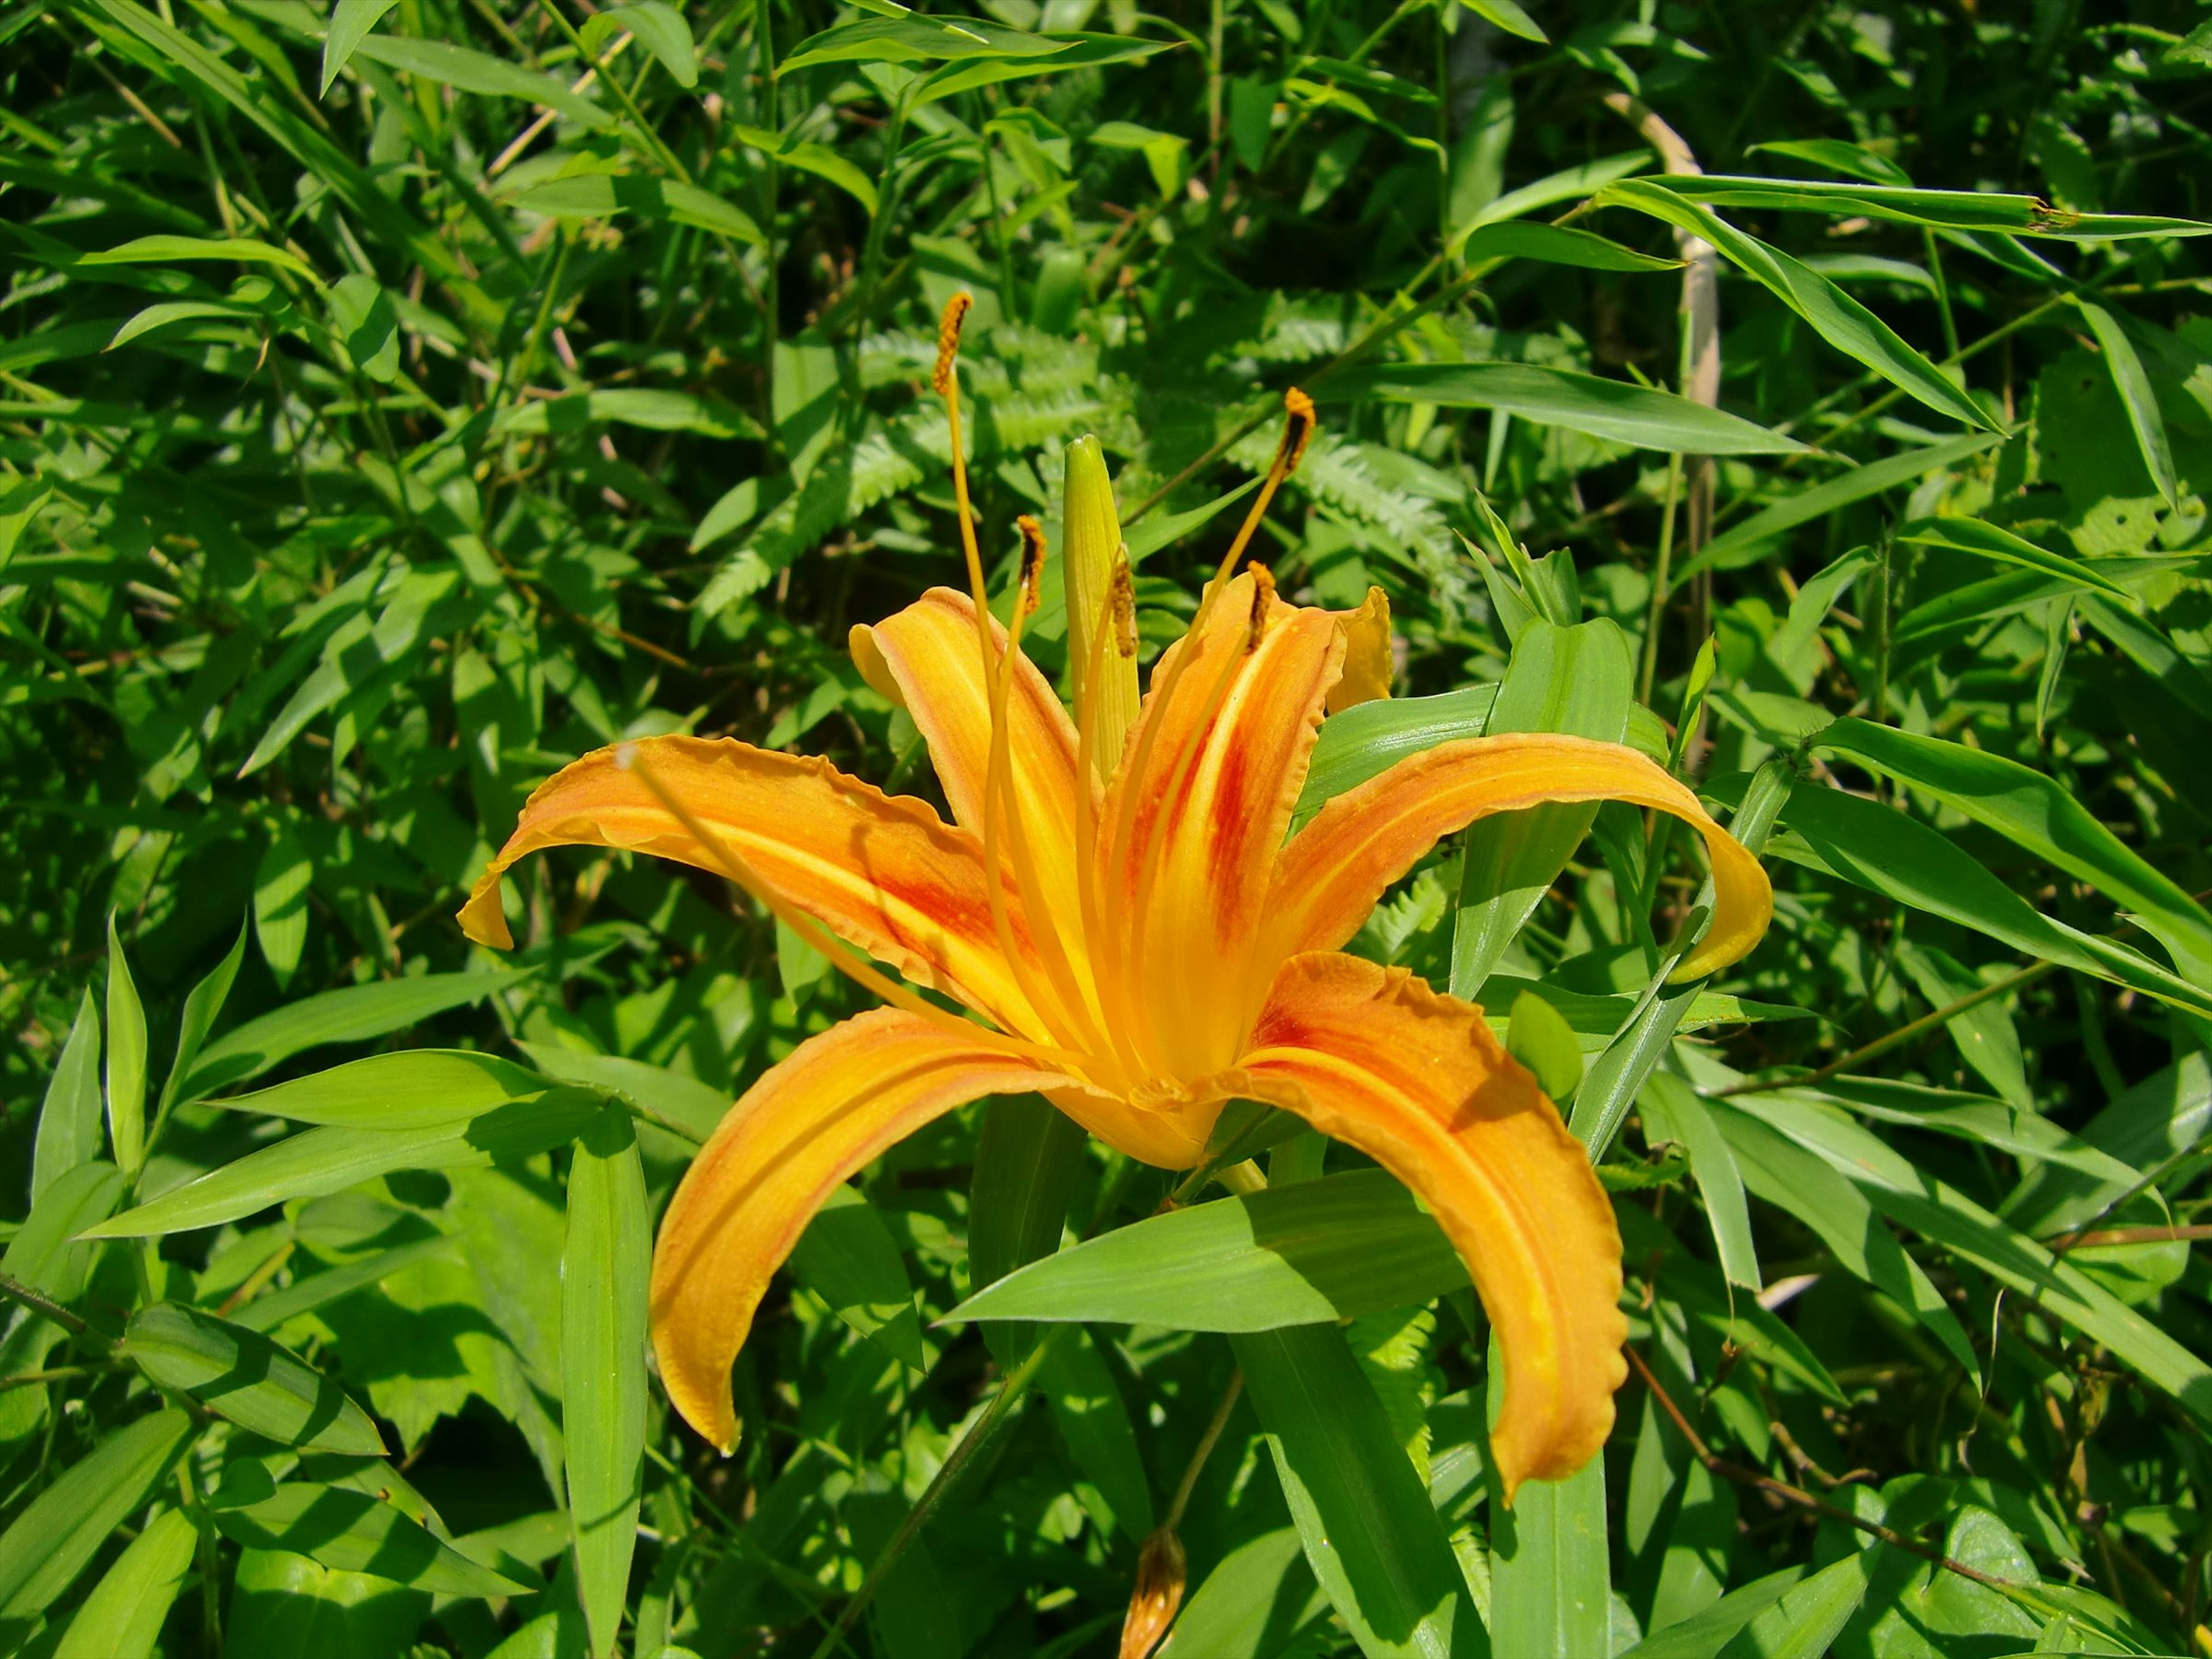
[1714,961,2056,1097]
[1626,1346,2026,1593]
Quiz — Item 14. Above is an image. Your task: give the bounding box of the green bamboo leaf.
[1893,941,2032,1107]
[1640,1074,1759,1291]
[781,11,1064,70]
[1711,1552,1869,1658]
[1487,1387,1606,1658]
[1457,0,1546,42]
[563,1103,649,1659]
[1450,618,1634,996]
[31,988,103,1201]
[1753,1091,2212,1430]
[1631,173,2212,240]
[949,1169,1461,1330]
[120,1302,384,1455]
[1455,221,1679,271]
[80,233,316,281]
[5,1161,126,1306]
[1298,690,1667,816]
[730,126,879,216]
[1778,779,2212,1018]
[1893,516,2131,599]
[253,830,312,991]
[911,33,1173,104]
[2078,301,2176,507]
[183,966,536,1099]
[789,1185,927,1372]
[2006,1052,2211,1236]
[217,1049,559,1128]
[161,919,248,1121]
[1618,1567,1805,1658]
[1813,718,2212,988]
[1235,1324,1487,1658]
[1321,363,1802,455]
[230,1235,456,1333]
[2075,593,2212,718]
[1468,152,1650,229]
[516,1041,731,1143]
[84,1093,603,1237]
[967,1094,1088,1364]
[1599,181,2000,432]
[595,1,695,86]
[213,1483,536,1596]
[1157,1527,1325,1657]
[1506,991,1583,1103]
[349,35,613,129]
[52,1507,198,1659]
[321,0,398,93]
[1037,1328,1155,1542]
[506,173,766,246]
[0,1410,198,1622]
[491,388,755,437]
[1679,432,2005,583]
[103,915,149,1185]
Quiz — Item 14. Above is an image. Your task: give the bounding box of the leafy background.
[6,0,2212,1654]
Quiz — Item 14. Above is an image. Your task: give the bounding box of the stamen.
[1111,554,1137,658]
[1016,514,1047,616]
[934,294,1080,1053]
[933,291,972,396]
[1245,562,1276,653]
[614,744,1081,1068]
[1074,551,1149,1084]
[1094,392,1316,1068]
[984,520,1116,1062]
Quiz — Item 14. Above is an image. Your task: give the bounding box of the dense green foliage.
[7,0,2212,1654]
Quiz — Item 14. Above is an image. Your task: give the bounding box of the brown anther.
[1278,387,1316,474]
[1245,561,1276,652]
[1016,515,1047,616]
[933,291,973,395]
[1110,554,1137,657]
[1118,1527,1187,1659]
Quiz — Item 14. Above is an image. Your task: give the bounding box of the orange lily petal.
[651,1007,1088,1449]
[456,736,1050,1035]
[1262,733,1771,988]
[853,588,1091,931]
[1097,574,1389,1078]
[1228,952,1625,1501]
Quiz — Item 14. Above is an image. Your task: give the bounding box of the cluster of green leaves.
[7,0,2212,1654]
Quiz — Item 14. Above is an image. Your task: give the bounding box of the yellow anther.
[1279,387,1316,475]
[1245,562,1276,652]
[1110,556,1137,658]
[1016,515,1047,616]
[933,291,972,395]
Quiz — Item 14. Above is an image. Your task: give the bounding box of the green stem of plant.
[756,0,779,440]
[532,0,691,183]
[1923,229,1960,359]
[1638,451,1683,707]
[1715,959,2056,1098]
[809,1325,1070,1659]
[0,1272,98,1341]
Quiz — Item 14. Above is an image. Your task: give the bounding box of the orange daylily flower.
[457,297,1772,1501]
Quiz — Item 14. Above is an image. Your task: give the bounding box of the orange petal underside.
[1263,732,1772,987]
[650,1008,1084,1449]
[1230,951,1627,1501]
[455,735,1051,1036]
